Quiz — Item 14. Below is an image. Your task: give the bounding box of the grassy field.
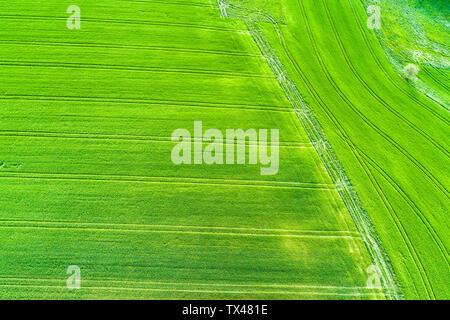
[367,0,449,108]
[0,0,386,299]
[227,0,449,299]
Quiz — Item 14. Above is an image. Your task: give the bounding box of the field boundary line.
[216,1,401,299]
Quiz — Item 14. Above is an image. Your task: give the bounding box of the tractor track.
[0,14,244,33]
[321,0,450,265]
[423,69,449,92]
[322,0,449,159]
[352,144,449,266]
[0,39,261,58]
[0,60,272,79]
[297,0,449,202]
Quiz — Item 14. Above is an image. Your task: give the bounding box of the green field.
[368,0,449,107]
[0,0,448,300]
[228,0,449,299]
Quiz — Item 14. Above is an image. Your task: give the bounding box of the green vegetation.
[228,0,449,299]
[367,0,449,106]
[1,0,448,300]
[0,1,382,299]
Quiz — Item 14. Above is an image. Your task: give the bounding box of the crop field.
[0,0,448,300]
[229,0,449,299]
